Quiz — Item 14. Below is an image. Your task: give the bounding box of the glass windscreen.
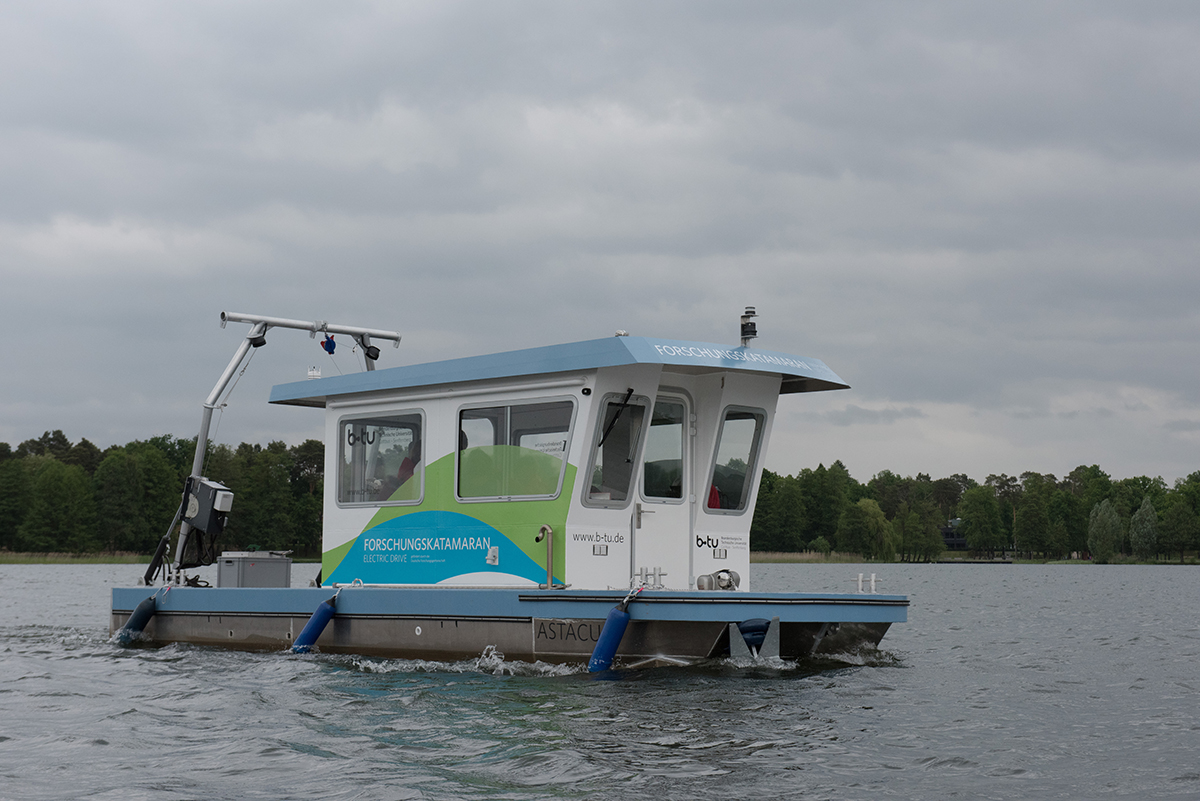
[586,394,647,505]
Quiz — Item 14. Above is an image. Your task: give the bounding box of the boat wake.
[343,645,586,678]
[332,646,903,678]
[808,646,904,669]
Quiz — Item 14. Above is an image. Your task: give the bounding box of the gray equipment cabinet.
[217,551,292,588]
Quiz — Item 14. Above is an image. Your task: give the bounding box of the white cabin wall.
[322,408,375,555]
[689,371,782,591]
[562,362,663,590]
[316,362,781,593]
[321,377,593,562]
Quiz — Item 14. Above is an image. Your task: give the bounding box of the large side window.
[642,399,686,501]
[338,412,423,506]
[458,400,574,499]
[705,407,766,513]
[584,392,648,507]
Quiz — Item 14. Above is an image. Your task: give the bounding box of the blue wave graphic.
[328,510,550,585]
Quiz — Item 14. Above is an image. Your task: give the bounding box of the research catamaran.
[111,310,907,669]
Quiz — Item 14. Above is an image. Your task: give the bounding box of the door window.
[642,399,686,501]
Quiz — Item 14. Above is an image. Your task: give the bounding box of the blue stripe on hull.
[112,587,907,625]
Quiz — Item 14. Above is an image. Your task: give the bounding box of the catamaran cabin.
[268,336,849,592]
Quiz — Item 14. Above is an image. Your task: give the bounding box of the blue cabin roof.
[269,336,849,408]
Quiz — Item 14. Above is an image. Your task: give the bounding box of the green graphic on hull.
[322,450,576,584]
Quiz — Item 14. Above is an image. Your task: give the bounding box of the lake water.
[1,562,1197,800]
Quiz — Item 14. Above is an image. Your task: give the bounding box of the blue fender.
[116,594,158,645]
[588,604,631,672]
[292,595,337,653]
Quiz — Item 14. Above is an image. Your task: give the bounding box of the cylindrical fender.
[587,604,631,672]
[116,595,158,645]
[292,595,337,654]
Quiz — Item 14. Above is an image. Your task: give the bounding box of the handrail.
[535,524,560,589]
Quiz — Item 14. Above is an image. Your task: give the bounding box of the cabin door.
[633,394,694,590]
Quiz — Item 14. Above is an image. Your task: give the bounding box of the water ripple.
[2,564,1200,800]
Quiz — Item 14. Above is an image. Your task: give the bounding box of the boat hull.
[111,587,906,665]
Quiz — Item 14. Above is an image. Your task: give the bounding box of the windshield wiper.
[597,388,635,448]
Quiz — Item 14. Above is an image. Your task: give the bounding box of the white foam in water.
[346,646,585,677]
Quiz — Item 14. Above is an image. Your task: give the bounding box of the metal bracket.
[728,616,781,659]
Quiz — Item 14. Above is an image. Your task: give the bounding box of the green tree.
[916,510,946,562]
[291,439,325,495]
[893,503,944,563]
[985,473,1021,549]
[1046,519,1070,559]
[1110,476,1166,554]
[836,498,894,560]
[1048,489,1087,557]
[892,502,916,562]
[1173,472,1200,519]
[18,460,98,552]
[16,430,72,460]
[1014,490,1050,557]
[797,463,851,545]
[1159,500,1197,564]
[1088,499,1121,564]
[141,434,196,485]
[0,456,32,550]
[835,500,872,556]
[289,439,325,559]
[1129,497,1158,561]
[867,469,907,519]
[766,475,807,551]
[93,449,147,552]
[64,438,104,475]
[1064,465,1112,513]
[229,442,297,551]
[959,485,1004,558]
[750,468,781,550]
[930,476,966,521]
[131,445,185,547]
[752,469,808,552]
[291,490,324,558]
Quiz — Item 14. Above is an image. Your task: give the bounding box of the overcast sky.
[2,1,1199,485]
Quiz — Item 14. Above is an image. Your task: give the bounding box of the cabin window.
[584,391,648,507]
[705,407,766,513]
[457,400,575,499]
[642,399,686,501]
[337,412,424,506]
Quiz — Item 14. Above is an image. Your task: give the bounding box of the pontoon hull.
[111,587,906,665]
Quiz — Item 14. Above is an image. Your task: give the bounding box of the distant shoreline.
[0,552,151,564]
[749,551,1195,565]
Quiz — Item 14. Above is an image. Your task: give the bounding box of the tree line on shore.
[754,462,1200,563]
[0,430,323,558]
[2,430,1198,563]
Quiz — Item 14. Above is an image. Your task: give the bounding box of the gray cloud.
[821,405,927,427]
[3,1,1200,482]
